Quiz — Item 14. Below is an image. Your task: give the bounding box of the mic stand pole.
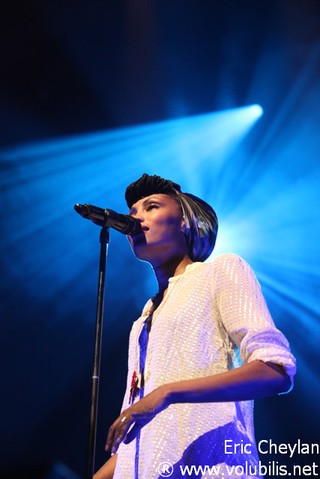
[87,226,110,479]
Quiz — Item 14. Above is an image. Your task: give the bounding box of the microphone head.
[74,203,87,217]
[126,216,142,236]
[74,203,142,235]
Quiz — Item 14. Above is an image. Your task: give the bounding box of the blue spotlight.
[0,104,265,307]
[247,104,264,119]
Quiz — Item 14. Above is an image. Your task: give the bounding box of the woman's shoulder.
[204,253,256,281]
[206,252,248,269]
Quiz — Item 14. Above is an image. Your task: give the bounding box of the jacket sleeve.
[213,253,296,391]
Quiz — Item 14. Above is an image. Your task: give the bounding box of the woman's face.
[128,193,188,262]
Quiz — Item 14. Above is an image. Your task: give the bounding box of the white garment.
[113,254,296,479]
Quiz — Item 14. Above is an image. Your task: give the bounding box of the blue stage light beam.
[0,104,263,305]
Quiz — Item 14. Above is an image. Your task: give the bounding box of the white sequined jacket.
[113,254,296,479]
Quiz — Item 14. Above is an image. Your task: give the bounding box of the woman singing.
[94,173,296,479]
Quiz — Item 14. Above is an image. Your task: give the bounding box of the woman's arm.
[165,360,291,403]
[94,453,117,479]
[105,359,290,454]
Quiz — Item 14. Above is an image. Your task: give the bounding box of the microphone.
[74,203,142,235]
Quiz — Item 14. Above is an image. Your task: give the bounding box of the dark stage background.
[1,1,319,478]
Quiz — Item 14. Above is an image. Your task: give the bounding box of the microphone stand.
[73,202,141,477]
[86,226,110,479]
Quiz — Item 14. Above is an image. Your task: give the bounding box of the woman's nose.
[131,210,144,222]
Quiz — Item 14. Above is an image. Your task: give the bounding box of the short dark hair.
[125,174,218,262]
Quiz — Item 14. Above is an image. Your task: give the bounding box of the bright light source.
[247,104,264,118]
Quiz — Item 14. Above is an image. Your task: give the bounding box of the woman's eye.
[146,203,158,211]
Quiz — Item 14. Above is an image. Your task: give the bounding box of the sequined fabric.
[113,254,296,479]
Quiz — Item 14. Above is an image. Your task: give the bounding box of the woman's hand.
[105,385,170,454]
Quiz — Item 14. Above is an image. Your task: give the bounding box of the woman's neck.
[153,254,194,296]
